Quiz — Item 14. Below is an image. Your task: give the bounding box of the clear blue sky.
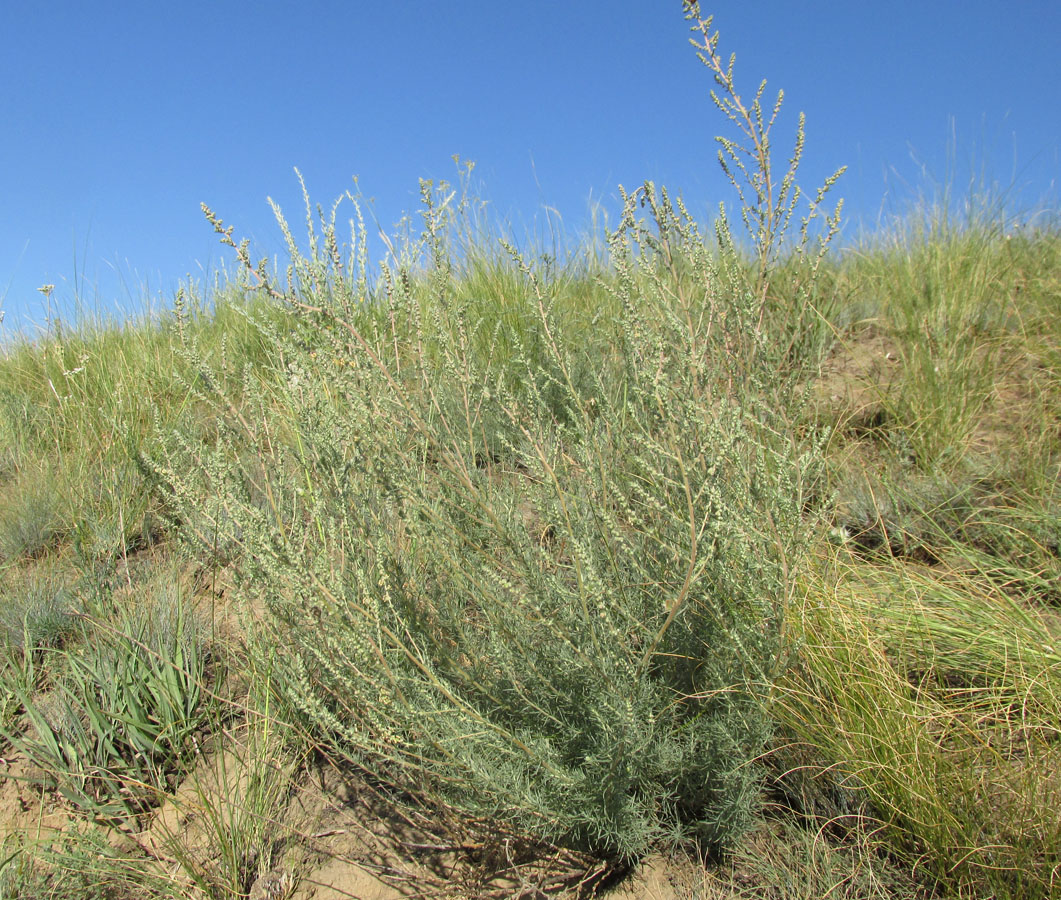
[2,2,1058,334]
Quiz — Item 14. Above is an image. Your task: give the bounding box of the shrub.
[146,3,839,863]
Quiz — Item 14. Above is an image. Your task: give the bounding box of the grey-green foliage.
[0,465,67,563]
[0,570,80,652]
[150,165,820,861]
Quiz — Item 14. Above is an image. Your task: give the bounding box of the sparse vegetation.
[1,4,1059,898]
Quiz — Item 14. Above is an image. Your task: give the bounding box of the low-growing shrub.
[144,1,839,868]
[150,126,837,870]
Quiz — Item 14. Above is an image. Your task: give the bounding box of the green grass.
[0,6,1059,898]
[3,572,216,827]
[774,554,1061,899]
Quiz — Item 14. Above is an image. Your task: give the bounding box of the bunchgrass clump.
[150,697,301,899]
[776,552,1061,899]
[4,579,216,826]
[0,563,81,653]
[0,463,70,563]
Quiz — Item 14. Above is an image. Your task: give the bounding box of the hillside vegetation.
[0,9,1059,900]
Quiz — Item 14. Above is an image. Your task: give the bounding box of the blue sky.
[2,1,1058,334]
